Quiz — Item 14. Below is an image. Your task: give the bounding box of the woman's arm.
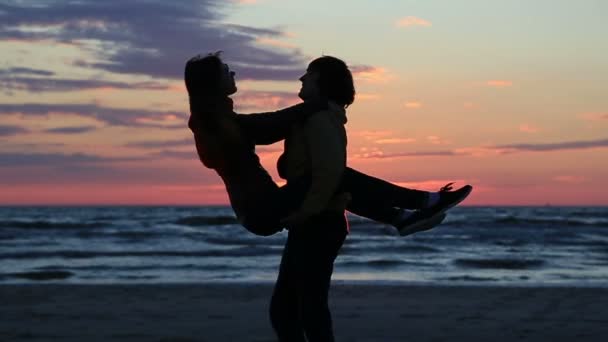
[235,101,328,145]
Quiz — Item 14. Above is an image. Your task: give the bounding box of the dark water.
[1,206,607,286]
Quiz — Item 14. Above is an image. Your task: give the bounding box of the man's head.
[298,55,355,107]
[184,52,237,98]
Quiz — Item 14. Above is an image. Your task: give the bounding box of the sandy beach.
[1,283,607,341]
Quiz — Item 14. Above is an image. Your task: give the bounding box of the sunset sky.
[1,0,607,206]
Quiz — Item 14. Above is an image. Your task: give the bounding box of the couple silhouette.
[186,52,471,342]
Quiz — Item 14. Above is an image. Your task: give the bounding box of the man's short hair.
[308,56,355,107]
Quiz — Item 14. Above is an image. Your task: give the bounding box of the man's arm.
[281,111,346,224]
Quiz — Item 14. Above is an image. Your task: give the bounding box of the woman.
[185,52,472,237]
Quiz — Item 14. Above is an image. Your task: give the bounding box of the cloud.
[353,137,608,160]
[0,103,186,128]
[0,124,29,136]
[0,152,142,167]
[0,161,217,186]
[0,67,55,76]
[519,124,540,133]
[0,0,307,81]
[255,37,297,49]
[494,138,608,153]
[374,138,416,145]
[579,112,608,122]
[404,101,422,109]
[44,125,98,134]
[486,80,513,88]
[125,138,193,149]
[553,175,586,184]
[0,75,171,93]
[233,90,300,111]
[356,93,381,101]
[350,130,394,140]
[354,150,458,160]
[427,135,451,145]
[395,16,432,28]
[350,65,393,83]
[147,149,197,159]
[351,130,416,145]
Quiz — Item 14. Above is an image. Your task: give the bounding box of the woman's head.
[184,52,236,98]
[298,55,355,107]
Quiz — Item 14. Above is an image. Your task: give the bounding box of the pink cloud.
[350,130,394,140]
[352,149,458,160]
[350,65,393,83]
[255,37,297,49]
[486,80,513,88]
[579,112,608,122]
[427,135,451,145]
[519,124,540,133]
[233,90,299,111]
[404,101,423,109]
[357,93,381,101]
[374,138,416,145]
[553,175,586,184]
[395,16,432,28]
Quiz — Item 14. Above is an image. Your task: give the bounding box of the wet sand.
[1,283,607,341]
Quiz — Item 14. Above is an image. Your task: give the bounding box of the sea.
[1,206,607,287]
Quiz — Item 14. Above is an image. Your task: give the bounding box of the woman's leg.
[342,167,429,224]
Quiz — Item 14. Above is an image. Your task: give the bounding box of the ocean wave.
[453,258,545,270]
[1,270,74,281]
[204,236,284,247]
[34,264,236,271]
[116,275,159,280]
[445,216,608,228]
[338,259,435,268]
[437,275,498,282]
[0,247,279,260]
[174,216,238,226]
[340,244,441,255]
[0,220,109,230]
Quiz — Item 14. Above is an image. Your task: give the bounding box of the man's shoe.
[396,210,447,236]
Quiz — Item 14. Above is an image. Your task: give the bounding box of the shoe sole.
[398,212,447,236]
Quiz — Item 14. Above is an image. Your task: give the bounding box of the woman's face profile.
[220,63,237,95]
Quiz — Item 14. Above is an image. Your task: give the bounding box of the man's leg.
[270,237,306,342]
[291,213,347,342]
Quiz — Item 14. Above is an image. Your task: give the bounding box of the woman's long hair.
[184,52,226,130]
[185,52,243,168]
[185,52,224,98]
